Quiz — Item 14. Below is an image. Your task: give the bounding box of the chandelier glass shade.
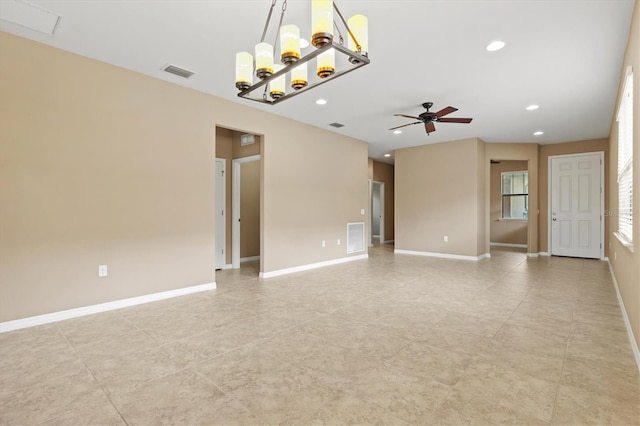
[235,0,369,105]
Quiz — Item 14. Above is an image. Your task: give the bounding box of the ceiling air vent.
[162,65,195,79]
[329,122,345,128]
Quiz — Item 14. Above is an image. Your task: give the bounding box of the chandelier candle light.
[235,0,370,105]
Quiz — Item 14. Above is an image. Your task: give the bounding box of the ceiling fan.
[390,102,473,134]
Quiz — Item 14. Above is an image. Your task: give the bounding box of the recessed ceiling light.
[486,41,505,52]
[315,98,327,105]
[534,131,544,136]
[526,104,539,111]
[393,130,402,134]
[384,154,391,157]
[299,38,310,48]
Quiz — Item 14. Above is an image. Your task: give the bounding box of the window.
[502,171,528,219]
[617,68,633,243]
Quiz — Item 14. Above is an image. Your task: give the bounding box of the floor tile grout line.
[549,329,572,424]
[189,367,273,426]
[75,350,131,426]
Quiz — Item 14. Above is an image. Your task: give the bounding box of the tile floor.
[1,245,639,425]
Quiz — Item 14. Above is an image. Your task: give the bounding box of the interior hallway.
[1,246,638,425]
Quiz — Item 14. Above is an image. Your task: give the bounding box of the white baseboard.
[0,282,216,333]
[538,252,551,257]
[259,254,368,279]
[383,240,395,244]
[394,249,488,262]
[607,260,640,372]
[527,252,540,258]
[240,256,260,263]
[222,264,233,270]
[490,242,528,248]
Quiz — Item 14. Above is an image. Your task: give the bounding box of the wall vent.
[241,134,255,146]
[347,222,365,254]
[162,65,195,79]
[329,122,345,128]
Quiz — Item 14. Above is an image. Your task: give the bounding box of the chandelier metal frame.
[236,1,370,105]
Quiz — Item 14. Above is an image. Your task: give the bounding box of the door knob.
[553,218,557,221]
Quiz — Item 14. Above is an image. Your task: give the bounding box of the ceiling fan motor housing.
[419,112,436,122]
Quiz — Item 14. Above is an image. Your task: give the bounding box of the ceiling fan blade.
[425,122,436,133]
[438,117,473,123]
[389,121,422,130]
[394,114,421,120]
[435,106,458,117]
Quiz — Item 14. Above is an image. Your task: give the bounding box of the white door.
[550,153,602,259]
[215,159,226,269]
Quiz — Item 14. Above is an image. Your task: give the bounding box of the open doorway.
[489,159,529,250]
[215,126,262,276]
[368,159,395,247]
[232,155,261,268]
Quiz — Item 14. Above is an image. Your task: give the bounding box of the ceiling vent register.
[162,65,195,79]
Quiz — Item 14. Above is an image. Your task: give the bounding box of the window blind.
[617,71,633,242]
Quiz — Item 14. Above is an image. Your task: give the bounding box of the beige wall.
[608,0,639,353]
[372,161,395,242]
[0,33,368,322]
[538,139,608,254]
[240,161,260,258]
[396,138,486,257]
[490,161,529,245]
[485,143,539,255]
[264,132,368,271]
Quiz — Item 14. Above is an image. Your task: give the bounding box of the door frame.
[232,154,261,269]
[547,151,605,260]
[367,179,373,247]
[372,181,385,244]
[215,158,226,269]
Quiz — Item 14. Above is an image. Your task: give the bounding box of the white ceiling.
[1,0,634,163]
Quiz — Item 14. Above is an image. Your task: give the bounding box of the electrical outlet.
[98,265,108,278]
[322,240,326,248]
[360,208,365,215]
[614,252,617,261]
[337,239,341,245]
[444,236,448,242]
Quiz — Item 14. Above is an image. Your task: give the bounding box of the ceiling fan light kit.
[390,102,473,135]
[235,0,370,105]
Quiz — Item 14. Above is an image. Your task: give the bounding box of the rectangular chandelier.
[235,0,370,105]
